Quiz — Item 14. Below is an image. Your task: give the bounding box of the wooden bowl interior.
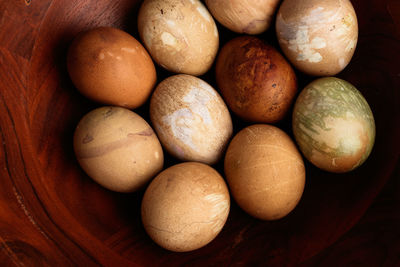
[1,0,399,265]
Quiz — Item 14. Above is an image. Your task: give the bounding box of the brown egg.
[141,162,230,252]
[205,0,280,34]
[276,0,358,76]
[150,74,233,165]
[215,36,297,123]
[67,27,156,109]
[73,106,163,193]
[224,124,305,220]
[138,0,219,76]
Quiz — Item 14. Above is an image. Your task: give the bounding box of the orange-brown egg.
[67,27,156,109]
[224,124,305,220]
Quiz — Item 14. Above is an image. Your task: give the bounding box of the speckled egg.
[276,0,358,76]
[138,0,219,75]
[150,74,233,165]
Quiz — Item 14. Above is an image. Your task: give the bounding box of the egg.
[150,74,233,165]
[224,124,305,220]
[67,27,156,109]
[276,0,358,76]
[141,162,230,252]
[137,0,219,76]
[292,77,375,173]
[205,0,280,34]
[215,36,297,123]
[73,106,163,192]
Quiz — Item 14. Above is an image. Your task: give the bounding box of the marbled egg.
[292,77,375,173]
[276,0,358,76]
[138,0,219,75]
[73,106,163,192]
[150,74,232,165]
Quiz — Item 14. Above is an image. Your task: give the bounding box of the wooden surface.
[0,0,399,266]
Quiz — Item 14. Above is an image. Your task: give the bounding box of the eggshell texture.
[224,124,305,220]
[150,74,233,165]
[138,0,219,75]
[205,0,280,34]
[141,162,230,252]
[276,0,358,76]
[73,106,163,193]
[67,27,156,109]
[215,36,297,123]
[292,77,375,173]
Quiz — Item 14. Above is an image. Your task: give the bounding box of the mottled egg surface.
[138,0,219,75]
[150,74,233,165]
[276,0,358,76]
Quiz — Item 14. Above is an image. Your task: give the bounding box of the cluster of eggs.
[68,0,375,252]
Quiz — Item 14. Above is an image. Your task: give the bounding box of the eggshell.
[150,74,233,165]
[276,0,358,76]
[73,106,163,193]
[292,77,375,173]
[215,36,297,123]
[224,124,305,220]
[141,162,230,252]
[67,27,156,108]
[205,0,280,34]
[138,0,219,75]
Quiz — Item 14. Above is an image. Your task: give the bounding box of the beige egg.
[141,162,230,252]
[205,0,280,34]
[276,0,358,76]
[138,0,219,75]
[224,124,305,220]
[150,74,233,165]
[73,106,163,193]
[67,27,157,108]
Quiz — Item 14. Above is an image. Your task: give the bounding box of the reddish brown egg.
[67,27,156,109]
[215,36,297,123]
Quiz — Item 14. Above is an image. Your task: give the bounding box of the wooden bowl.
[0,0,399,265]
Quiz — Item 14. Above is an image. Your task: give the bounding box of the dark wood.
[0,0,399,266]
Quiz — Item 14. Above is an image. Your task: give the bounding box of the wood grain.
[0,0,399,266]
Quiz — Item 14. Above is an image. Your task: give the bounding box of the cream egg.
[73,106,163,192]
